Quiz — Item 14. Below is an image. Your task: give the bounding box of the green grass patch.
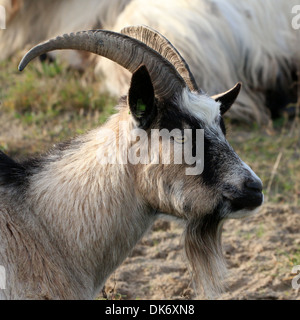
[0,56,117,156]
[1,58,116,116]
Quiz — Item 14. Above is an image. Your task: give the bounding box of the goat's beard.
[183,203,229,299]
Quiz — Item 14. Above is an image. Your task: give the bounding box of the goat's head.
[19,26,263,297]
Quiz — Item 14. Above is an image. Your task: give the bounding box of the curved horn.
[121,25,199,92]
[18,30,187,100]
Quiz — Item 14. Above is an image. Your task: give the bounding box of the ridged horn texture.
[121,25,199,92]
[18,29,187,100]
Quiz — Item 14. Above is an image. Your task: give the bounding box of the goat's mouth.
[221,179,264,217]
[222,192,264,219]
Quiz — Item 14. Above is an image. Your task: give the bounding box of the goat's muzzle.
[224,178,263,212]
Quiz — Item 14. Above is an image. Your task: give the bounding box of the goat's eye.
[174,135,188,144]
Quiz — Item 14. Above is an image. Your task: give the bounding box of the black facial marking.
[201,134,220,186]
[160,108,227,186]
[155,99,232,188]
[158,103,205,158]
[201,126,232,186]
[158,106,185,132]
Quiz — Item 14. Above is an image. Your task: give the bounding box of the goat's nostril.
[245,180,263,193]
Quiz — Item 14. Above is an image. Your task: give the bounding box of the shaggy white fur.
[98,0,298,124]
[179,88,221,125]
[0,0,131,68]
[1,0,297,123]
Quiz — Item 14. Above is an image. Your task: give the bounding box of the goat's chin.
[183,203,228,299]
[225,194,264,220]
[226,206,261,219]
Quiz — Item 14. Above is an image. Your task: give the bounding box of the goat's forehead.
[178,88,221,125]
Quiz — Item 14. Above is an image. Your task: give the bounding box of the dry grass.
[0,56,117,156]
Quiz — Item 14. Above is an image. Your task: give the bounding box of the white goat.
[0,27,263,300]
[0,0,131,68]
[0,0,298,123]
[99,0,299,123]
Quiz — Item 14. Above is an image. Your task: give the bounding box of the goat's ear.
[212,83,241,115]
[128,65,157,129]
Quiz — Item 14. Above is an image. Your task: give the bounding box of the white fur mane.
[179,88,221,125]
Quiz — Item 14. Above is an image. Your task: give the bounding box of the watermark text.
[292,265,300,290]
[96,122,204,176]
[292,5,300,30]
[0,5,6,30]
[0,265,6,290]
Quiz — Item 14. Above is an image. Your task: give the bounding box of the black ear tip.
[130,65,152,88]
[234,82,242,92]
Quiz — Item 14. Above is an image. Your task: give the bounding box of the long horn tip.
[18,59,27,72]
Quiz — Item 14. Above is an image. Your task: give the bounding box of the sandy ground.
[0,115,299,300]
[103,204,300,300]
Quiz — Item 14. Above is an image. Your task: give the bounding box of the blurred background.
[0,0,299,300]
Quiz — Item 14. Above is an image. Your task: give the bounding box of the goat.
[0,26,263,300]
[0,0,131,68]
[1,0,297,123]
